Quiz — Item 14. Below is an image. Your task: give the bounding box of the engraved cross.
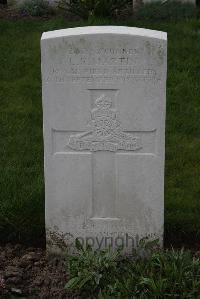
[52,90,156,220]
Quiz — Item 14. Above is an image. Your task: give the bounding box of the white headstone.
[41,26,167,252]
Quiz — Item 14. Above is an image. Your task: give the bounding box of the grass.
[64,241,200,298]
[0,17,199,245]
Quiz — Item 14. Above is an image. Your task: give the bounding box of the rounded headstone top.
[41,26,167,41]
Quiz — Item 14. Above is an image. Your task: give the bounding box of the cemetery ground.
[0,17,200,298]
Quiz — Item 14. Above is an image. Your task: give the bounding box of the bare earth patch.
[0,244,80,298]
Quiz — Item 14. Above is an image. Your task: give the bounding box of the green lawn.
[0,18,199,246]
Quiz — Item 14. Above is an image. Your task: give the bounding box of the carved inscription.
[46,68,159,84]
[67,94,142,152]
[44,45,162,83]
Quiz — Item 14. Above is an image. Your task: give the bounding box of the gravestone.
[41,26,167,252]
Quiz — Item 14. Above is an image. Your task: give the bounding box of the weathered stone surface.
[41,26,167,252]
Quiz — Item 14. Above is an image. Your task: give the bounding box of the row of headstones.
[41,25,167,253]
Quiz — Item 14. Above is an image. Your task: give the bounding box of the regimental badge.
[67,94,142,152]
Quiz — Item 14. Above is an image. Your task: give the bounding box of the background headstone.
[41,26,167,252]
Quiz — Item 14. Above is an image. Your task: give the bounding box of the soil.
[0,240,199,298]
[0,3,133,21]
[0,5,69,21]
[0,244,80,299]
[0,5,40,20]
